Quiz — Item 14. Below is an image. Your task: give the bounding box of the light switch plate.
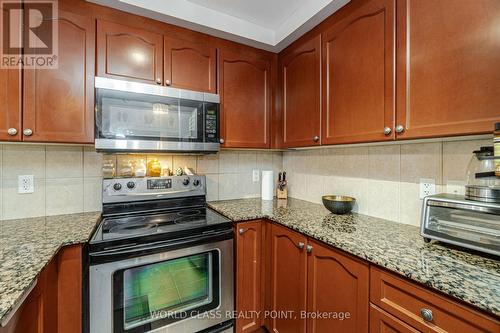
[18,175,34,194]
[252,170,260,182]
[419,178,436,199]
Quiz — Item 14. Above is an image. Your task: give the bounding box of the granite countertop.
[208,198,500,317]
[0,212,101,325]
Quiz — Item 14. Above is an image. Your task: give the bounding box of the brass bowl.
[322,195,356,215]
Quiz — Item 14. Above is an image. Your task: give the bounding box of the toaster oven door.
[423,203,500,255]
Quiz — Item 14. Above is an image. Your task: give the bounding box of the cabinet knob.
[297,242,305,250]
[23,128,33,136]
[313,135,320,142]
[383,127,392,135]
[155,78,162,85]
[306,245,313,253]
[165,79,171,86]
[395,124,405,133]
[420,308,433,322]
[238,228,245,235]
[219,138,225,144]
[7,128,17,136]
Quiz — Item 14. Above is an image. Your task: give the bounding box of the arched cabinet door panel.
[23,10,94,143]
[164,36,216,93]
[219,49,271,148]
[97,20,163,85]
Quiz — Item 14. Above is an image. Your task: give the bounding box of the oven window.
[113,251,220,333]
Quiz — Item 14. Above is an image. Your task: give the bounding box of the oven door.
[89,237,233,333]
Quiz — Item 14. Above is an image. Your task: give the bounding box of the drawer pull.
[297,242,305,250]
[420,308,433,321]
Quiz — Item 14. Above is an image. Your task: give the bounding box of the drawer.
[370,267,500,333]
[370,304,420,333]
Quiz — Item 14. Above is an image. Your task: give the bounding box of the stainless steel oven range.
[87,176,234,333]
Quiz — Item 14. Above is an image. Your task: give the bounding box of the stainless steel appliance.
[94,77,221,153]
[465,146,500,203]
[421,194,500,256]
[88,175,234,333]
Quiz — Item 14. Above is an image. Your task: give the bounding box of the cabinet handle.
[383,127,392,135]
[297,242,305,250]
[219,138,225,144]
[395,124,405,133]
[7,128,17,136]
[23,129,33,136]
[155,78,162,85]
[238,228,245,235]
[306,245,313,253]
[313,135,320,142]
[165,79,171,86]
[420,308,433,322]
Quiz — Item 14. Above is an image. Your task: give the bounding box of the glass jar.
[147,158,162,177]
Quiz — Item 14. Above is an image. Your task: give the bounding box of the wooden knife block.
[276,183,288,199]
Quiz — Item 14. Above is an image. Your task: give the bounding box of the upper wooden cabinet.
[0,68,21,141]
[164,36,216,93]
[395,0,500,139]
[23,10,94,144]
[322,0,395,145]
[306,239,369,333]
[219,50,271,148]
[97,20,163,85]
[235,221,264,333]
[280,35,322,147]
[269,224,308,333]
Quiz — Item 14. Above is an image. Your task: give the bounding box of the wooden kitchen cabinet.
[369,305,420,333]
[23,10,94,143]
[0,245,83,333]
[219,49,271,148]
[306,239,369,333]
[321,0,395,145]
[235,221,264,333]
[97,20,163,85]
[164,36,216,93]
[269,223,308,333]
[370,267,500,333]
[0,68,21,142]
[280,35,322,147]
[395,0,500,139]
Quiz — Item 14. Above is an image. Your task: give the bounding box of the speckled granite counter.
[208,198,500,317]
[0,212,101,324]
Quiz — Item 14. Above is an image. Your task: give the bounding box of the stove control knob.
[193,179,200,187]
[127,181,135,189]
[113,183,122,191]
[182,178,190,186]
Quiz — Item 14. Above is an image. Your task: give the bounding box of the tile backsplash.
[283,137,492,226]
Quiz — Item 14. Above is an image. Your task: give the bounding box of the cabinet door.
[322,0,395,144]
[23,10,94,143]
[269,224,307,333]
[396,0,500,139]
[370,305,420,333]
[57,245,82,333]
[0,68,21,142]
[280,35,321,147]
[235,221,263,333]
[306,239,369,333]
[164,36,216,93]
[97,20,163,84]
[219,50,271,148]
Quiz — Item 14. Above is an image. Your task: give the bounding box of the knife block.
[276,182,288,199]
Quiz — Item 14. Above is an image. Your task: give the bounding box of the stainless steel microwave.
[94,77,220,153]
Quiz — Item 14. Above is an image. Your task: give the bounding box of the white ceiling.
[87,0,350,52]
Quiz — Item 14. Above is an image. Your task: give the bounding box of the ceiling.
[87,0,350,52]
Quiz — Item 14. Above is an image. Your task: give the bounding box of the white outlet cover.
[252,170,260,182]
[419,178,436,199]
[18,175,34,194]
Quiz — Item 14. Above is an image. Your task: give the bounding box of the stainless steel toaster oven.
[421,194,500,256]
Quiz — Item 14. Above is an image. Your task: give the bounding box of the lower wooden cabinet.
[369,305,419,333]
[0,245,83,333]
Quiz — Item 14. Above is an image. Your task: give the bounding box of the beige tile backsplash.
[0,137,490,225]
[284,138,492,226]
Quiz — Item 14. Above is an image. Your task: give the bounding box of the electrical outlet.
[419,178,436,199]
[18,175,34,194]
[252,169,260,182]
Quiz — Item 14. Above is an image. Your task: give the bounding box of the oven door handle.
[90,229,233,264]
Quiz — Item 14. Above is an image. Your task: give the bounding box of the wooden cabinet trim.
[0,67,22,141]
[370,304,420,333]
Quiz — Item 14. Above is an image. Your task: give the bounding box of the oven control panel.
[102,176,206,203]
